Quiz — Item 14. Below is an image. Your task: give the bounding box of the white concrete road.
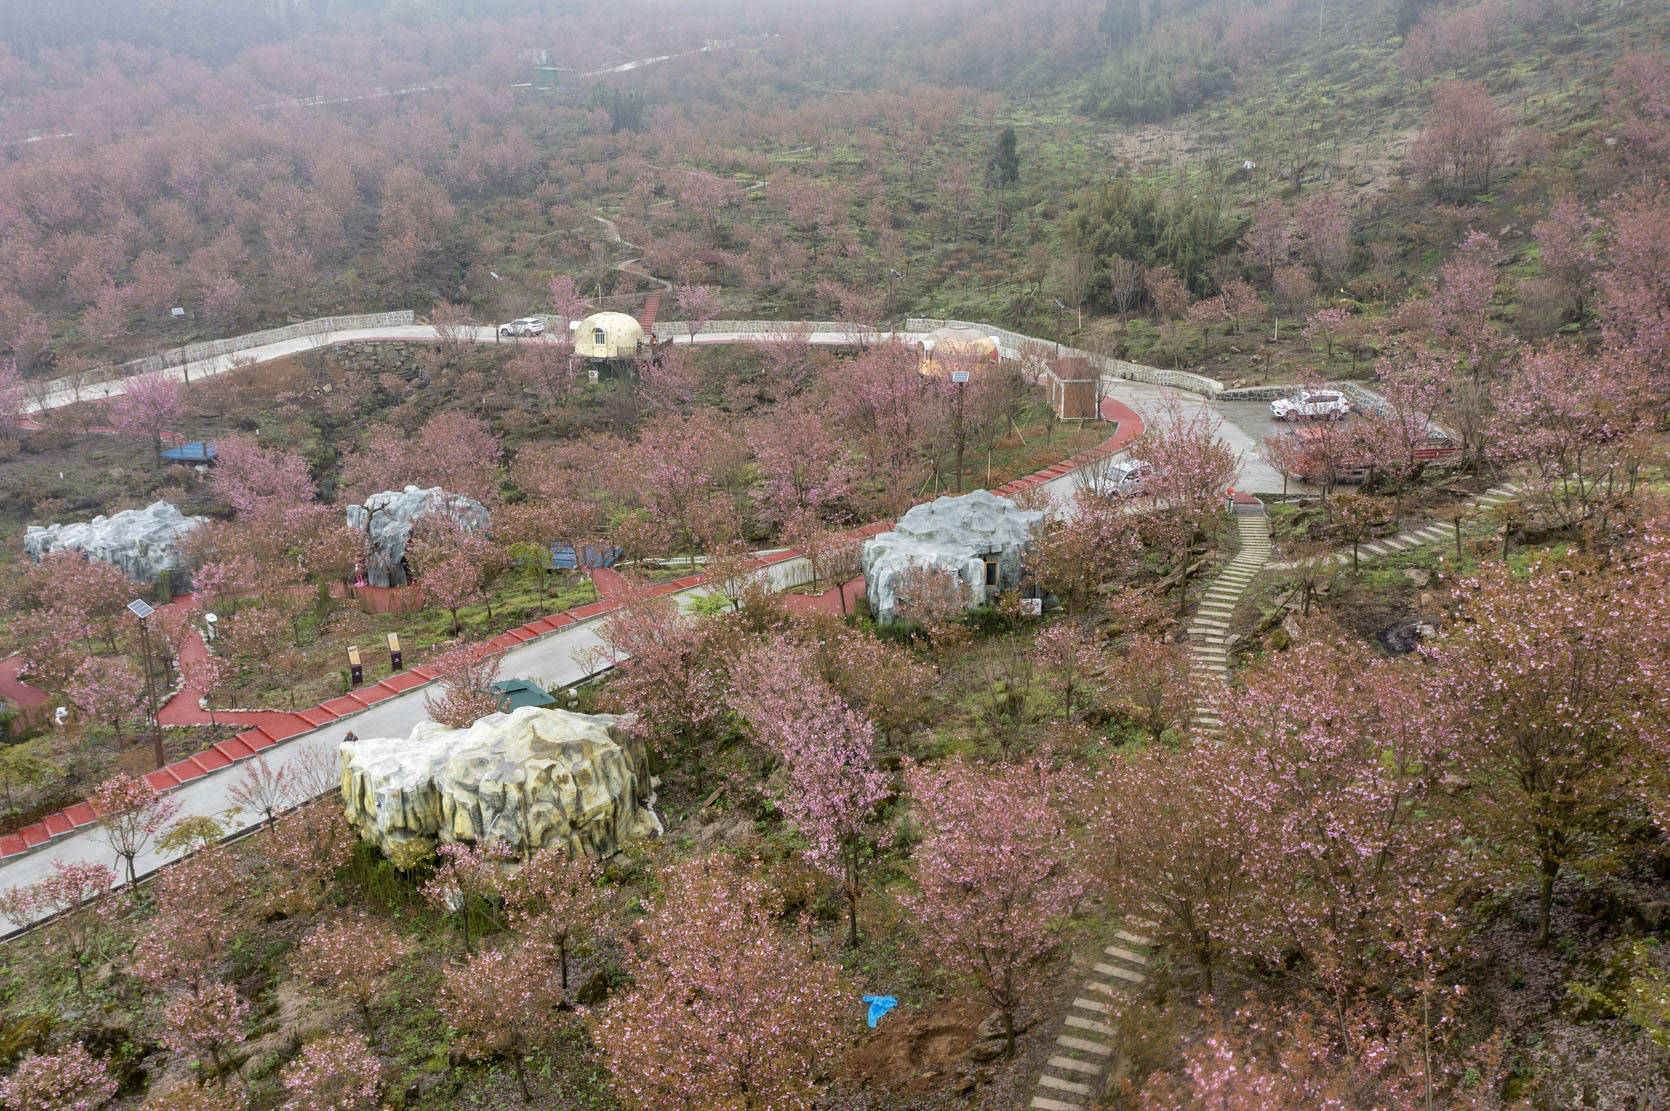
[25,321,1288,493]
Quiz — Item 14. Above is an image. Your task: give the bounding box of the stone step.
[1093,962,1147,984]
[1031,1096,1086,1111]
[1056,1034,1113,1057]
[1065,1014,1117,1037]
[1040,1074,1093,1097]
[1049,1055,1104,1077]
[1083,980,1116,997]
[1104,944,1150,964]
[1380,537,1409,550]
[1360,543,1389,555]
[1073,996,1113,1015]
[1115,928,1154,945]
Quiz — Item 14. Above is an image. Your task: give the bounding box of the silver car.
[498,317,547,337]
[1270,389,1350,421]
[1095,459,1153,497]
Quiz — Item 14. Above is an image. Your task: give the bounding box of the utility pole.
[128,599,164,769]
[952,370,969,493]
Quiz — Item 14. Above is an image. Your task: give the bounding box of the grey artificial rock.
[862,489,1044,624]
[344,485,491,587]
[339,706,660,870]
[23,500,204,586]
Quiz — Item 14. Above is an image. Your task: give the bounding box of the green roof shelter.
[492,679,554,712]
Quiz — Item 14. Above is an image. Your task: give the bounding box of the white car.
[498,317,546,337]
[1270,389,1350,421]
[1095,459,1153,497]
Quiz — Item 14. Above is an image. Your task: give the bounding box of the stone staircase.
[1186,509,1272,736]
[1266,481,1523,571]
[1028,921,1157,1110]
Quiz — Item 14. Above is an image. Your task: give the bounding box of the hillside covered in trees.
[2,0,1669,1108]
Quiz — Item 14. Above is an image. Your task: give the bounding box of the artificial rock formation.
[344,485,491,587]
[23,500,204,586]
[862,489,1044,624]
[339,706,658,869]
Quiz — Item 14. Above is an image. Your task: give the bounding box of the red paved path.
[0,656,49,712]
[587,566,631,600]
[0,401,1145,861]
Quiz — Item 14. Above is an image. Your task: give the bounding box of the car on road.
[1094,459,1153,497]
[1270,389,1350,421]
[498,317,546,337]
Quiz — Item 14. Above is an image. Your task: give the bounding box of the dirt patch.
[838,993,985,1094]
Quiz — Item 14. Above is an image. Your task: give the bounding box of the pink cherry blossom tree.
[751,401,855,528]
[733,637,890,946]
[66,655,143,748]
[1428,558,1661,946]
[111,369,184,465]
[1294,192,1353,288]
[491,848,606,992]
[1410,79,1515,200]
[596,856,848,1111]
[0,859,119,994]
[1105,633,1195,742]
[674,281,721,343]
[0,358,24,432]
[1128,398,1240,612]
[0,1043,117,1111]
[548,274,588,323]
[421,552,485,636]
[1242,198,1292,285]
[279,1032,383,1111]
[423,840,515,952]
[422,644,503,729]
[92,774,181,887]
[441,945,562,1103]
[208,434,314,517]
[225,754,293,828]
[1077,742,1250,996]
[133,844,242,990]
[162,981,249,1083]
[596,589,728,794]
[291,913,410,1021]
[903,756,1083,1055]
[1215,637,1467,992]
[261,800,355,914]
[1495,344,1647,542]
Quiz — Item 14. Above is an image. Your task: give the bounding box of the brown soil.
[838,993,986,1095]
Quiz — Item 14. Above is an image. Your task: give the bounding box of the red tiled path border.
[0,401,1143,861]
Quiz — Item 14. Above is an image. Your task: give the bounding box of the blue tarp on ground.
[548,543,623,569]
[159,441,216,463]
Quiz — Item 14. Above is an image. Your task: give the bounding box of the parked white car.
[1270,389,1350,421]
[1095,459,1153,497]
[498,317,546,337]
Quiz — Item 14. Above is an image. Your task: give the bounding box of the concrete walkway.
[1187,508,1272,735]
[1265,480,1524,571]
[1028,920,1157,1110]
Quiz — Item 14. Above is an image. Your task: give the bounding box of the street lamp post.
[128,599,164,769]
[951,369,970,494]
